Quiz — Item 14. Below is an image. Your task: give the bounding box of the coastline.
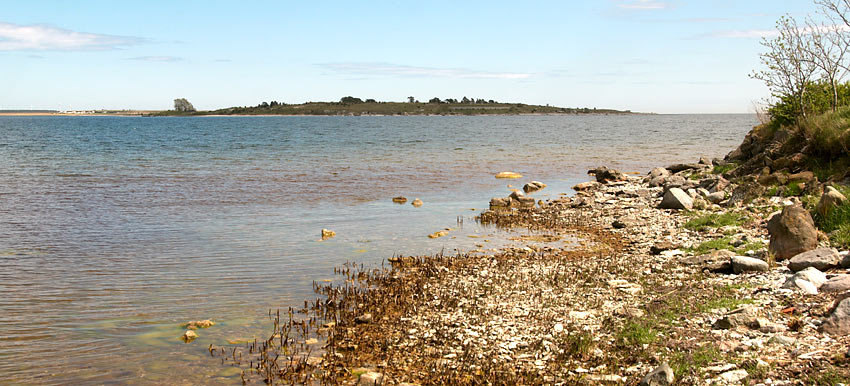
[214,159,850,385]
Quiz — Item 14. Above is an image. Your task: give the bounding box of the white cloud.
[128,55,182,62]
[706,29,779,39]
[319,62,532,79]
[617,0,671,10]
[0,21,143,51]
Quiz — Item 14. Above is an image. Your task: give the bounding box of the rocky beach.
[211,124,850,385]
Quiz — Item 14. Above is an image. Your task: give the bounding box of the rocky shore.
[212,152,850,385]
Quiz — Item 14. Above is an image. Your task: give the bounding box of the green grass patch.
[616,321,658,346]
[804,366,850,386]
[683,212,747,231]
[669,345,722,378]
[799,105,850,158]
[783,181,804,197]
[556,331,595,361]
[812,184,850,248]
[712,163,738,175]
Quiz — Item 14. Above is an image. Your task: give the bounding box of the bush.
[812,185,850,248]
[798,106,850,157]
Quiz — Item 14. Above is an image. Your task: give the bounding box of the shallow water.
[0,114,756,384]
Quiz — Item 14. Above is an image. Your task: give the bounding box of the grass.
[669,345,722,378]
[556,331,595,361]
[804,367,850,386]
[683,212,747,231]
[811,184,850,248]
[712,163,738,175]
[784,181,804,197]
[616,321,658,346]
[799,106,850,158]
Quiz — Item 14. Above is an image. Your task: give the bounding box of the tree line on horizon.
[246,96,505,109]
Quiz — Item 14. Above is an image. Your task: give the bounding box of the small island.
[152,96,634,116]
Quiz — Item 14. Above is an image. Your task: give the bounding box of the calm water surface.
[0,115,756,384]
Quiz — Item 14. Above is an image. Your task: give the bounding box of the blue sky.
[0,0,823,113]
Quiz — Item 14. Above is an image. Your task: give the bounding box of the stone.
[659,188,693,210]
[392,196,407,204]
[667,163,700,173]
[706,191,725,204]
[572,181,599,191]
[428,230,448,239]
[819,297,850,335]
[321,228,336,239]
[411,198,423,207]
[782,276,818,295]
[718,369,748,383]
[181,330,198,342]
[358,371,384,386]
[731,255,769,273]
[756,318,787,333]
[649,167,670,179]
[589,166,627,183]
[767,204,817,260]
[713,306,759,330]
[489,197,510,208]
[184,320,215,329]
[816,186,847,217]
[509,190,524,201]
[790,267,828,288]
[495,171,522,179]
[650,241,674,255]
[768,335,796,346]
[661,175,687,191]
[788,248,841,272]
[355,313,373,324]
[612,216,639,229]
[788,170,815,183]
[523,181,547,193]
[640,362,674,386]
[822,275,850,293]
[699,157,712,165]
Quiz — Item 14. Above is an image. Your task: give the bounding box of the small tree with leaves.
[173,98,196,112]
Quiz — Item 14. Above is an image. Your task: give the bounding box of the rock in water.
[640,362,674,386]
[659,188,693,210]
[787,248,841,272]
[572,181,599,191]
[184,320,215,329]
[411,198,423,207]
[523,181,547,193]
[489,197,510,208]
[589,166,627,183]
[321,228,336,239]
[182,330,198,342]
[816,186,847,217]
[392,196,407,204]
[731,256,769,273]
[428,230,448,239]
[819,297,850,335]
[495,171,522,179]
[767,204,817,260]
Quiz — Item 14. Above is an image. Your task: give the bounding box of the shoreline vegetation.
[196,3,850,383]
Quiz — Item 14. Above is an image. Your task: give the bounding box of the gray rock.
[822,275,850,293]
[718,369,749,383]
[667,163,701,173]
[358,371,384,386]
[523,181,547,193]
[768,335,796,346]
[649,167,670,179]
[661,175,687,191]
[706,191,726,204]
[816,186,847,217]
[590,166,627,183]
[699,175,730,193]
[509,190,525,201]
[649,176,667,188]
[782,276,818,295]
[819,297,850,335]
[842,252,850,268]
[788,248,841,272]
[767,204,818,260]
[731,256,769,273]
[699,157,712,165]
[515,196,536,207]
[613,216,639,229]
[489,197,510,208]
[713,306,759,329]
[640,362,674,386]
[756,318,787,333]
[660,188,693,210]
[791,267,828,288]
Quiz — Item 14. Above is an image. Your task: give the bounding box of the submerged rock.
[411,198,423,207]
[184,320,215,329]
[428,230,448,239]
[523,181,547,193]
[392,196,407,204]
[321,228,336,239]
[589,166,627,183]
[489,197,511,208]
[495,171,522,179]
[182,330,198,342]
[767,204,817,260]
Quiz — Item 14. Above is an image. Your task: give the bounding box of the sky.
[0,0,827,113]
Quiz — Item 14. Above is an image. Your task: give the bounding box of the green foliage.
[683,212,747,231]
[711,163,738,175]
[617,321,657,346]
[556,331,595,360]
[783,181,803,197]
[804,366,850,386]
[768,81,850,127]
[669,345,722,378]
[812,184,850,248]
[798,105,850,157]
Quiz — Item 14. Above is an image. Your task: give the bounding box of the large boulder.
[821,275,850,293]
[819,297,850,335]
[816,186,847,217]
[572,181,599,191]
[659,188,693,210]
[649,167,670,179]
[523,181,547,193]
[788,248,841,272]
[589,166,627,183]
[767,205,817,260]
